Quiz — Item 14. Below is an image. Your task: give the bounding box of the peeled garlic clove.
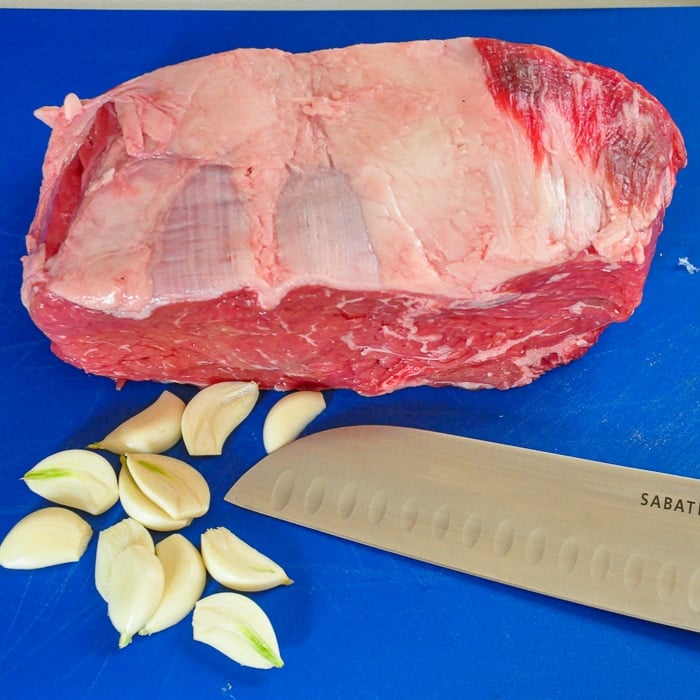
[200,527,292,592]
[262,391,326,453]
[118,463,192,532]
[95,517,154,601]
[181,381,259,456]
[22,449,118,515]
[193,592,283,669]
[89,390,186,454]
[123,453,210,520]
[0,507,92,569]
[139,534,207,636]
[107,544,165,649]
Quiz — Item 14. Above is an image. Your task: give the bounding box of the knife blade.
[225,425,700,632]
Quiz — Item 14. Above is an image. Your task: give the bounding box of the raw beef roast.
[21,38,686,395]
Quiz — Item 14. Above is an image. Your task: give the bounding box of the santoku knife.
[226,425,700,632]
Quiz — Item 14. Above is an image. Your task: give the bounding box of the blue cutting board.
[0,8,698,699]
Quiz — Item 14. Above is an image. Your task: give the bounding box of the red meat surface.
[21,38,686,395]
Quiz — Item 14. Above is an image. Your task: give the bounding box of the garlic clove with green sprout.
[123,453,210,521]
[22,449,118,515]
[192,592,284,669]
[118,463,192,532]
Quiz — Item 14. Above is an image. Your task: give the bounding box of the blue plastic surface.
[0,8,698,699]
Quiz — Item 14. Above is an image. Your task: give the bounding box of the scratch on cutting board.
[220,680,236,697]
[678,257,699,274]
[85,654,113,697]
[0,573,34,659]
